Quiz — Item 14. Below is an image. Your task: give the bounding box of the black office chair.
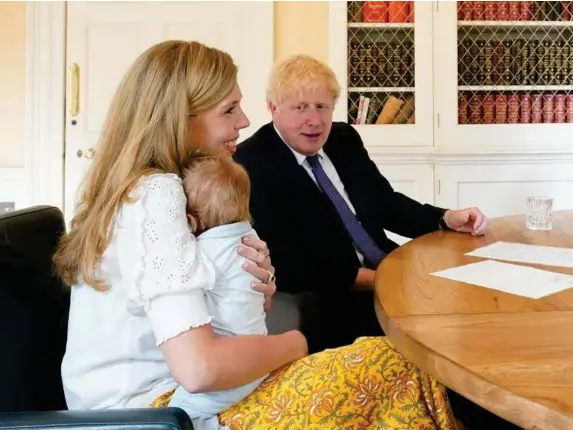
[0,206,192,429]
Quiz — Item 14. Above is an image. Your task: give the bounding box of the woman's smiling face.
[188,84,250,155]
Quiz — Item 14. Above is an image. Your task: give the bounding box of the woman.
[54,40,457,430]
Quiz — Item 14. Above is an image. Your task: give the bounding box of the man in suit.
[233,54,489,353]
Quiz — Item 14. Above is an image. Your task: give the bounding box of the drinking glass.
[526,196,553,230]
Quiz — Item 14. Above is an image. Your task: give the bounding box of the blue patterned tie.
[306,155,385,268]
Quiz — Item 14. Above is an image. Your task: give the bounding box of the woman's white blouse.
[61,173,217,410]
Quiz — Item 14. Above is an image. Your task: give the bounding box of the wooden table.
[374,210,573,430]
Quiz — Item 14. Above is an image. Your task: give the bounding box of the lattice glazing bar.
[457,1,573,125]
[346,1,416,125]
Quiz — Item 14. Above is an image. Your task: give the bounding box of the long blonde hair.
[54,40,238,290]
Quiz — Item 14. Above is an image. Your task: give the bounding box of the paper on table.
[466,241,573,269]
[430,260,573,299]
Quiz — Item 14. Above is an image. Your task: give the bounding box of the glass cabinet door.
[329,1,435,147]
[435,1,573,148]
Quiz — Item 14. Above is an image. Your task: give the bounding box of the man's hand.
[443,207,488,236]
[354,268,376,291]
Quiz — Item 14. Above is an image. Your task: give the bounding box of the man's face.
[269,83,334,156]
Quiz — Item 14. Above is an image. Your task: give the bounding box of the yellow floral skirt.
[151,336,457,429]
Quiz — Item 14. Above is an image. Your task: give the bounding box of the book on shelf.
[458,38,573,86]
[391,95,415,124]
[348,40,414,87]
[355,95,368,124]
[459,93,573,124]
[458,1,573,21]
[353,94,415,125]
[358,1,414,23]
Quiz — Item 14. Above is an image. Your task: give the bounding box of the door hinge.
[437,113,441,128]
[436,1,439,12]
[437,178,441,195]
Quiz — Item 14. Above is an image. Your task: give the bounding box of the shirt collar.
[197,220,253,240]
[273,124,325,166]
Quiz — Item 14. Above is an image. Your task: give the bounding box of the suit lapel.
[262,124,324,199]
[261,124,369,222]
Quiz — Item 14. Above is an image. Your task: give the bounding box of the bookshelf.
[435,1,573,147]
[457,1,573,126]
[347,1,415,126]
[329,0,435,146]
[328,1,573,235]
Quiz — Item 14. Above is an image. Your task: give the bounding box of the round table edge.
[373,292,572,430]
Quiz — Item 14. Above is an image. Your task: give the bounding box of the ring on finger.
[263,269,275,284]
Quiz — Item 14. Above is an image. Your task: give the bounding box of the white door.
[64,1,273,222]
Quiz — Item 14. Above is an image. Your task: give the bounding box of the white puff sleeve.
[126,173,216,345]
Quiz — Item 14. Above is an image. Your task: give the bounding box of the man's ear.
[187,213,199,234]
[267,101,277,113]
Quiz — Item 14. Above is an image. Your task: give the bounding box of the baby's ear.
[187,213,199,234]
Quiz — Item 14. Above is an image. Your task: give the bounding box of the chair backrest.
[0,206,69,412]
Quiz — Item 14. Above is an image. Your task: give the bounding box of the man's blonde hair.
[266,54,341,105]
[182,150,251,234]
[53,40,238,290]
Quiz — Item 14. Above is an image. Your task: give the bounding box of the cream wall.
[0,1,330,167]
[0,1,26,167]
[274,1,329,63]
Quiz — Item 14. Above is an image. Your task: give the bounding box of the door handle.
[69,63,80,117]
[76,148,95,159]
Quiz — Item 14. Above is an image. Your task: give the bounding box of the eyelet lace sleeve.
[127,173,216,345]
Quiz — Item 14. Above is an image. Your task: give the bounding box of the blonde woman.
[55,40,458,430]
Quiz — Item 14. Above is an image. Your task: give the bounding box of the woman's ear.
[187,213,199,234]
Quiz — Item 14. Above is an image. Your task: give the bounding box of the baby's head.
[182,149,251,235]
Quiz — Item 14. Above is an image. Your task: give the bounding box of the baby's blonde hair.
[182,150,251,234]
[266,54,341,105]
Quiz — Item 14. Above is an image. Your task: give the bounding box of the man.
[234,54,488,353]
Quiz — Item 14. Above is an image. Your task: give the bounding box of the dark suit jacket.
[233,121,446,296]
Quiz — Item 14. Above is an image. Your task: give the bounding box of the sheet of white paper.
[465,241,573,269]
[430,260,573,299]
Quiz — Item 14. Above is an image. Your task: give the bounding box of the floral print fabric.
[152,337,457,429]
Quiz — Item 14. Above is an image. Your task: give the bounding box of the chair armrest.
[0,407,193,429]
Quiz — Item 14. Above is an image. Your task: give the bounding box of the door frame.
[25,2,66,209]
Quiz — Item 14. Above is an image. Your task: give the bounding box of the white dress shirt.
[274,125,365,264]
[62,174,270,430]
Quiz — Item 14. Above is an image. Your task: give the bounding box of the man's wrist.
[354,268,376,291]
[438,209,451,230]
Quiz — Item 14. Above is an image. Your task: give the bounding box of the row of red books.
[458,1,573,21]
[361,1,414,23]
[459,93,573,124]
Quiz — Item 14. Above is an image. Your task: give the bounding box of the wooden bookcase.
[330,1,573,148]
[328,1,573,242]
[435,0,573,147]
[329,1,435,147]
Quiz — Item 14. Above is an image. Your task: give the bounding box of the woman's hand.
[239,235,276,311]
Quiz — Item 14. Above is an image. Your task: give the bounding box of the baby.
[167,149,268,423]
